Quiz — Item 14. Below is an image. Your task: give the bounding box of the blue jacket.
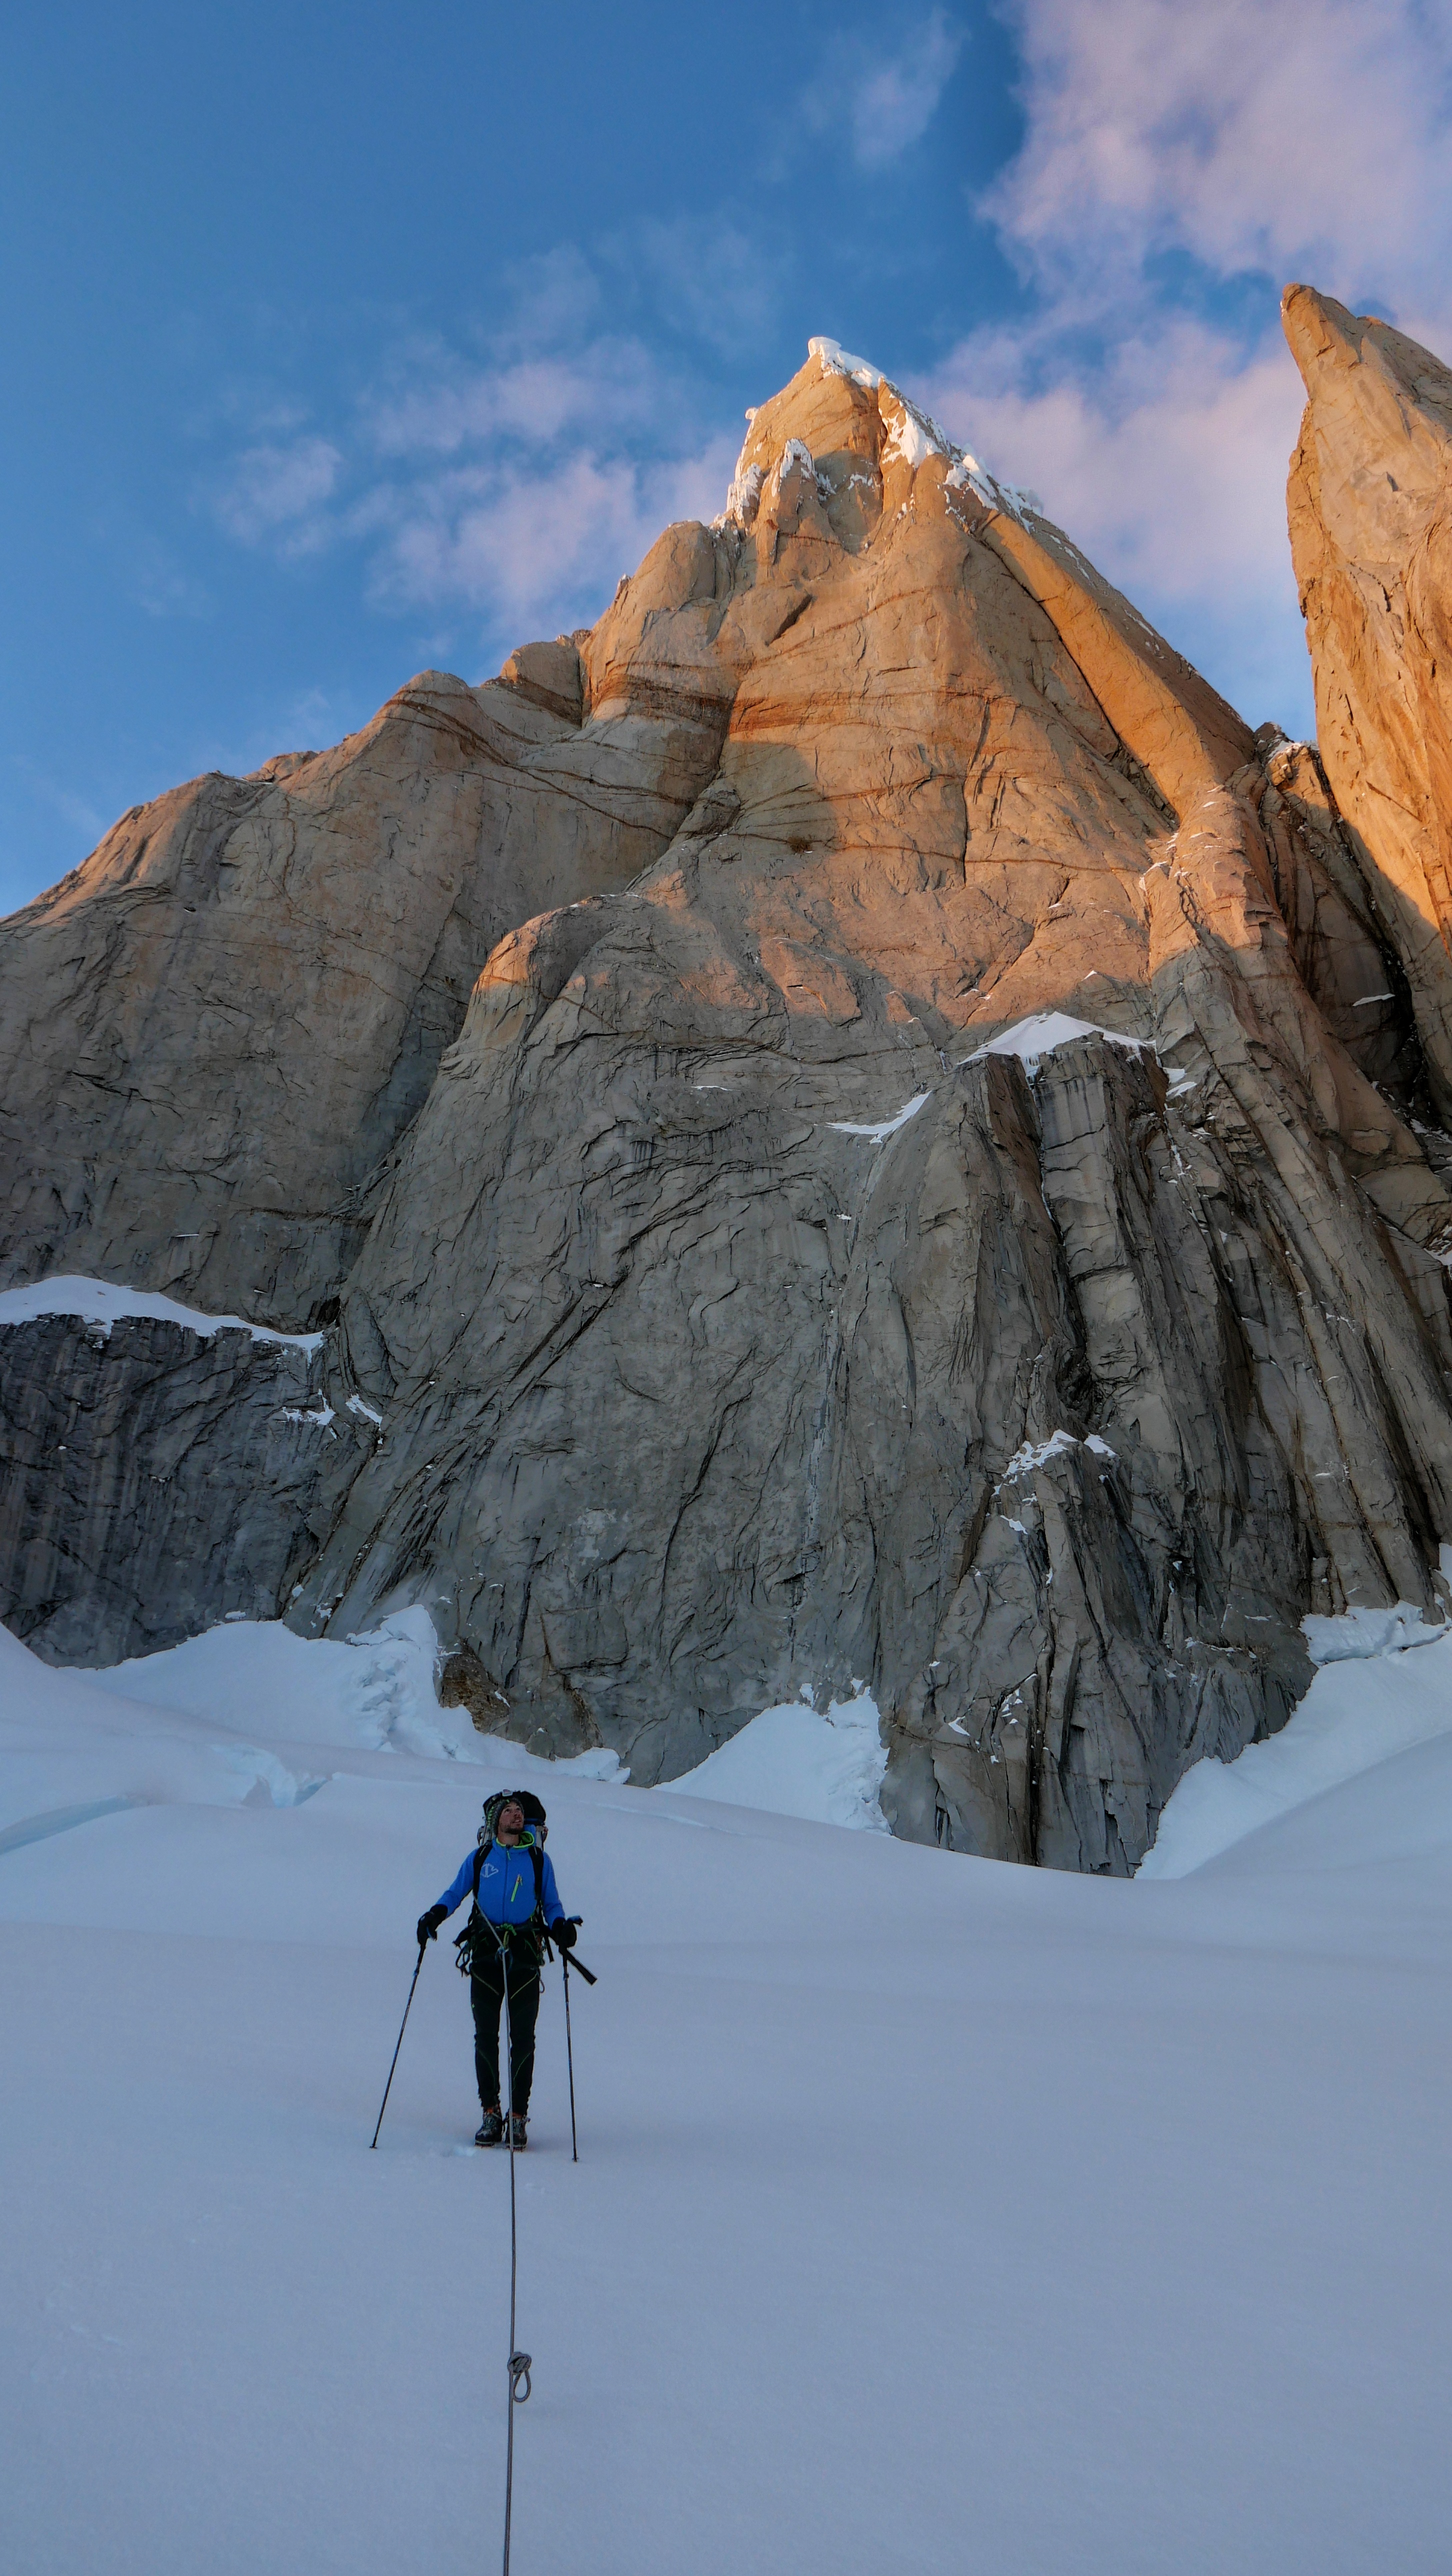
[435,1833,564,1932]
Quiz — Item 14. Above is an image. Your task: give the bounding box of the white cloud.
[366,435,739,638]
[990,0,1452,318]
[630,217,778,352]
[850,12,966,168]
[802,12,966,172]
[94,508,212,620]
[924,320,1300,596]
[214,436,344,551]
[362,336,670,460]
[352,316,739,642]
[210,286,744,658]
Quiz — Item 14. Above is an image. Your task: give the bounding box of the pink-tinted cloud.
[989,0,1452,319]
[367,436,738,636]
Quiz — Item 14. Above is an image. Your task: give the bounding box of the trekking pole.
[562,1944,579,2164]
[370,1936,426,2150]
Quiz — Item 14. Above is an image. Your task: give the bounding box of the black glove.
[417,1904,448,1948]
[554,1918,578,1950]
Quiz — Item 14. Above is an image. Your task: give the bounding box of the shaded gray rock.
[0,1312,372,1663]
[278,888,1450,1865]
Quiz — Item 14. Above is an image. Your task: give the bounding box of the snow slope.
[666,1686,888,1828]
[1142,1610,1452,1878]
[4,1621,1452,2574]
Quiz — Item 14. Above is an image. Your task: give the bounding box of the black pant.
[470,1943,542,2114]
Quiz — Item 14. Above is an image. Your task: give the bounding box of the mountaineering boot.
[474,2108,504,2147]
[508,2112,528,2150]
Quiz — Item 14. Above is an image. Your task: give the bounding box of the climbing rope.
[493,1926,532,2576]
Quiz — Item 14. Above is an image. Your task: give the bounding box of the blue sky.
[4,0,1451,914]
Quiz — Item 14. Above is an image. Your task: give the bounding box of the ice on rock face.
[827,1018,1152,1148]
[810,334,1034,520]
[946,455,1004,511]
[994,1429,1117,1494]
[722,454,764,529]
[882,406,942,471]
[945,455,1046,524]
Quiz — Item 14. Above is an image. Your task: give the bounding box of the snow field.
[4,1620,1452,2570]
[1144,1608,1452,1878]
[668,1684,888,1828]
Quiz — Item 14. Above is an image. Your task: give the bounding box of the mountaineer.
[416,1790,574,2148]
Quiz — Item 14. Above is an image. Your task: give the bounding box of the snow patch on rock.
[968,1013,1153,1076]
[810,335,884,390]
[1302,1600,1448,1662]
[882,397,948,472]
[722,456,764,529]
[829,1092,931,1143]
[997,1428,1118,1490]
[0,1274,325,1352]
